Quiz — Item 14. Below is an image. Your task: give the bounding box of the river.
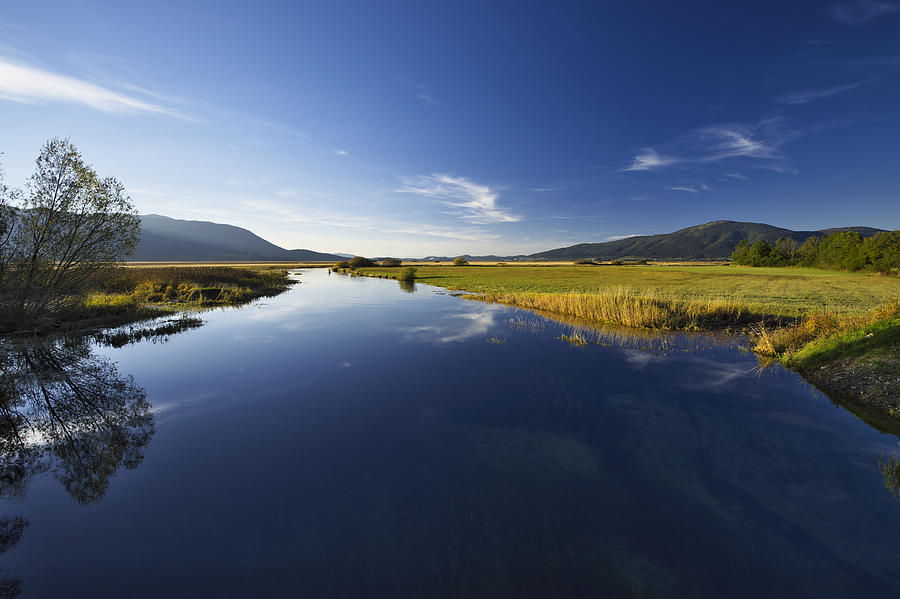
[1,268,898,597]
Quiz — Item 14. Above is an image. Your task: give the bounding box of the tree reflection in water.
[0,339,153,595]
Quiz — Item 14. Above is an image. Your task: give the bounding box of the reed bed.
[85,266,293,306]
[40,266,297,335]
[752,298,900,361]
[468,287,777,330]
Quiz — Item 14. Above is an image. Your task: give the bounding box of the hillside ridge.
[529,220,887,261]
[134,214,343,261]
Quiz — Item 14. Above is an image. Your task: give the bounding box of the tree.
[863,231,900,273]
[818,231,866,271]
[452,256,469,266]
[774,237,799,265]
[0,161,15,296]
[0,139,140,331]
[731,239,750,264]
[798,236,820,267]
[348,255,375,268]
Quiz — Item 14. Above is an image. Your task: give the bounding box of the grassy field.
[125,261,332,268]
[48,265,298,334]
[359,264,900,319]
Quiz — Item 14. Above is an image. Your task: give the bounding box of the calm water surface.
[1,269,899,597]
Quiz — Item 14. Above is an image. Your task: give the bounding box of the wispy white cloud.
[0,57,196,121]
[828,1,900,25]
[398,173,521,223]
[695,125,775,161]
[605,234,640,241]
[724,172,748,180]
[416,93,440,105]
[333,148,349,157]
[671,183,711,193]
[415,82,441,106]
[531,183,578,193]
[133,183,504,248]
[384,224,498,242]
[240,198,372,230]
[622,119,795,174]
[777,82,861,104]
[622,148,680,171]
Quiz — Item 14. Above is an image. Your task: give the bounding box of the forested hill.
[529,221,887,261]
[134,215,343,261]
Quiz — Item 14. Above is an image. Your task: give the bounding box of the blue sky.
[0,1,898,256]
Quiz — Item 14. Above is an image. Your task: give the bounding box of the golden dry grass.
[470,287,763,330]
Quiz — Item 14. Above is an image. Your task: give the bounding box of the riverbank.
[8,265,299,337]
[347,263,900,424]
[753,301,900,433]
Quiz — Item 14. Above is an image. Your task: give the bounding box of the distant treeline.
[731,230,899,272]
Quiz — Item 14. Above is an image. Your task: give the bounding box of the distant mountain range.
[134,215,344,261]
[133,215,887,262]
[529,221,887,261]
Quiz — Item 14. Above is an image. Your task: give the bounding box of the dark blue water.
[1,269,899,597]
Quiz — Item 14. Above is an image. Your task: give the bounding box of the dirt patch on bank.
[796,347,900,435]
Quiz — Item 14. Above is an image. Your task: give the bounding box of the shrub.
[380,257,402,267]
[397,266,417,281]
[333,260,350,269]
[610,260,625,266]
[733,230,899,272]
[452,256,469,266]
[574,259,595,265]
[349,256,376,268]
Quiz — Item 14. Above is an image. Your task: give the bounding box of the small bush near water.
[349,256,376,268]
[397,266,417,282]
[380,258,402,267]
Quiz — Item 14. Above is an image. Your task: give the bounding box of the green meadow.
[359,264,900,318]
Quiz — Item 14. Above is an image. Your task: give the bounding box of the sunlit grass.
[51,265,296,333]
[359,264,900,320]
[471,288,767,330]
[753,299,900,367]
